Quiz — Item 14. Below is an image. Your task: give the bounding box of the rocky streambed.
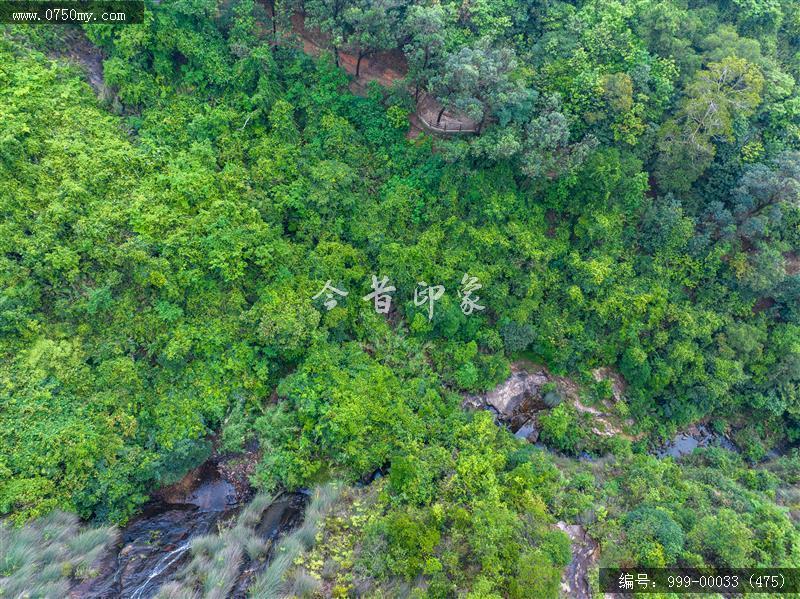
[464,361,747,599]
[463,362,552,441]
[69,458,306,599]
[465,361,741,458]
[66,363,750,598]
[463,361,633,445]
[655,423,738,458]
[556,522,600,599]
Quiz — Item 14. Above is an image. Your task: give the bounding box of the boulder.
[484,367,549,416]
[514,419,539,442]
[464,363,550,432]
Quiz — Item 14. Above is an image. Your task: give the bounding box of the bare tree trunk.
[437,106,446,125]
[264,0,277,46]
[356,52,364,78]
[417,50,430,103]
[333,45,339,67]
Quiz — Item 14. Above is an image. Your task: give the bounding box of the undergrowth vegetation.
[1,0,799,593]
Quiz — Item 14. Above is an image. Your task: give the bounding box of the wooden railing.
[417,111,478,134]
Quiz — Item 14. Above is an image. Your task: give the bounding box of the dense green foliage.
[578,448,800,571]
[1,0,800,593]
[283,448,800,596]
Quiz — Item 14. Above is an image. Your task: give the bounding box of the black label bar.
[600,568,800,594]
[0,1,144,24]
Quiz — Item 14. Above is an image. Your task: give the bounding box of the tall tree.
[402,3,449,101]
[344,0,400,78]
[305,0,356,66]
[263,0,298,47]
[519,95,598,179]
[705,152,800,295]
[656,57,765,192]
[431,41,526,132]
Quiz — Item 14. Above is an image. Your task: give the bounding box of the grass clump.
[0,511,116,597]
[248,483,342,598]
[156,493,274,599]
[157,484,340,598]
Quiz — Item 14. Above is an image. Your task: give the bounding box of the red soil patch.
[785,252,800,276]
[289,11,475,134]
[291,12,406,87]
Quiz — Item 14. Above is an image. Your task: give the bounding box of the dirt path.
[291,12,405,88]
[416,92,478,133]
[52,12,474,136]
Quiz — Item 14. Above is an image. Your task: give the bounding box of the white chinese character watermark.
[311,274,486,317]
[362,275,396,314]
[312,280,348,310]
[414,281,445,321]
[458,273,485,315]
[619,573,634,590]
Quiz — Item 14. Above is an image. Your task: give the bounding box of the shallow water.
[656,425,738,459]
[70,462,305,598]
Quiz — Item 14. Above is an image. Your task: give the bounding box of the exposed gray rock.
[656,424,737,458]
[514,419,539,442]
[486,368,549,415]
[591,367,627,403]
[557,521,600,599]
[464,363,550,431]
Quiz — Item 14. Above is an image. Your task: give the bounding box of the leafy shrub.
[542,390,563,408]
[624,506,685,566]
[387,105,410,129]
[500,322,536,353]
[538,405,583,454]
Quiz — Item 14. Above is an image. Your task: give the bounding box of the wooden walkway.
[416,93,478,134]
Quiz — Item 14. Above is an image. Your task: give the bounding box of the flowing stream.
[128,539,193,599]
[655,424,739,458]
[69,462,306,599]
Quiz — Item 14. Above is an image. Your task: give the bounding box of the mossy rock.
[542,391,563,408]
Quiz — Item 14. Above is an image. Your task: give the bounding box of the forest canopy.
[1,0,799,595]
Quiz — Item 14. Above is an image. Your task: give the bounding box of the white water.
[128,539,193,599]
